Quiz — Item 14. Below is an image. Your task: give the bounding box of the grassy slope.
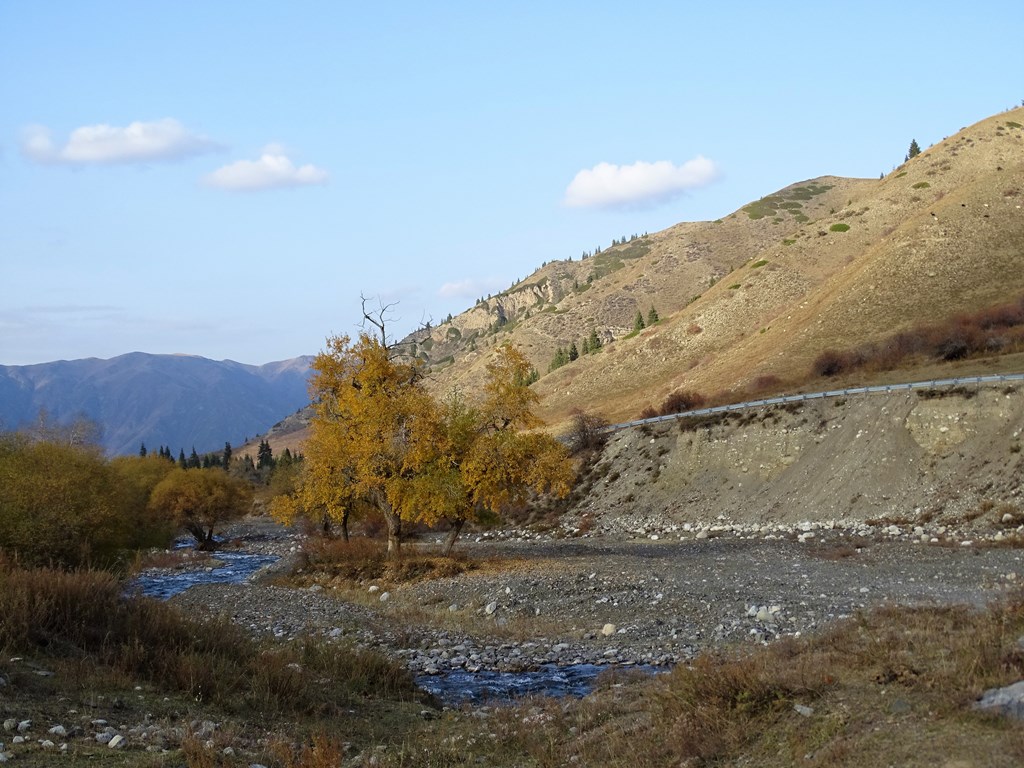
[411,108,1024,430]
[253,107,1024,459]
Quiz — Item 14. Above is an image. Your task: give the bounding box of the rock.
[368,585,380,593]
[793,704,814,717]
[40,740,55,749]
[96,732,114,745]
[601,623,617,637]
[889,698,912,714]
[108,734,126,749]
[974,680,1024,718]
[48,726,67,737]
[695,530,710,540]
[1,722,14,734]
[16,721,30,734]
[755,607,775,624]
[484,602,498,615]
[379,592,390,602]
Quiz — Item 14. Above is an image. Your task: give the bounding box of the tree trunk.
[341,507,350,543]
[386,515,401,556]
[442,517,465,557]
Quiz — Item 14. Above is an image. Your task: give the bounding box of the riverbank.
[170,516,1024,690]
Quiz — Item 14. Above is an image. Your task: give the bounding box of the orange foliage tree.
[148,468,253,550]
[299,332,438,555]
[289,337,573,557]
[416,345,574,555]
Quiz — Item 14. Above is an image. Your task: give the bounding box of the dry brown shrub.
[659,389,706,415]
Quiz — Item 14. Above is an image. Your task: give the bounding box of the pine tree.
[139,442,147,457]
[222,442,233,471]
[647,306,660,325]
[588,328,602,352]
[906,139,921,161]
[633,311,646,332]
[178,449,187,468]
[188,447,201,469]
[257,440,274,471]
[581,337,590,355]
[568,342,579,361]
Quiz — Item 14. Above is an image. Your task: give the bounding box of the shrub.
[829,223,850,232]
[566,409,610,455]
[750,260,769,269]
[812,349,851,378]
[0,436,151,569]
[912,181,931,189]
[659,390,706,415]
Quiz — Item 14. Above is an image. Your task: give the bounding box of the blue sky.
[2,1,1021,366]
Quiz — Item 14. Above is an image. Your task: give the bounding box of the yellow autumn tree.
[419,344,574,555]
[300,332,438,555]
[270,424,361,540]
[148,468,253,550]
[293,336,573,557]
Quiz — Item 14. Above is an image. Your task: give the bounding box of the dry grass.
[297,535,478,584]
[0,564,417,716]
[377,593,1024,767]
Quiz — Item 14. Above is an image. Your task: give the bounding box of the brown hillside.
[256,107,1024,455]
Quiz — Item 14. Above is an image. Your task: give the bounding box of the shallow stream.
[131,550,279,600]
[134,547,653,704]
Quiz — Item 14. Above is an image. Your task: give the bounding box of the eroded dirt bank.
[570,385,1024,535]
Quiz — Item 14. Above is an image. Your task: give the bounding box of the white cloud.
[204,148,328,191]
[21,119,218,165]
[563,156,719,209]
[438,277,507,300]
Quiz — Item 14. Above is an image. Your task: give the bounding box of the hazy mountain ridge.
[0,352,313,455]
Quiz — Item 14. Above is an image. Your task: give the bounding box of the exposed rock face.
[572,386,1024,533]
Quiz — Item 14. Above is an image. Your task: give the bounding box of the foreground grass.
[6,559,1024,767]
[381,596,1024,767]
[0,564,427,767]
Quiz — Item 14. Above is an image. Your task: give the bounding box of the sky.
[2,1,1022,366]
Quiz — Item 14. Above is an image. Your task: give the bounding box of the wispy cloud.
[203,147,328,191]
[21,119,219,165]
[564,156,719,210]
[438,277,507,300]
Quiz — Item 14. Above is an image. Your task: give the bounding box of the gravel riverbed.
[169,519,1024,680]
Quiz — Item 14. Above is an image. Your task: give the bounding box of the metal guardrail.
[600,373,1024,435]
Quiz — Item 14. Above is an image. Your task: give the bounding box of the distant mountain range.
[0,352,313,455]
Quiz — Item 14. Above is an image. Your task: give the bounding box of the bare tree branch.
[359,293,399,348]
